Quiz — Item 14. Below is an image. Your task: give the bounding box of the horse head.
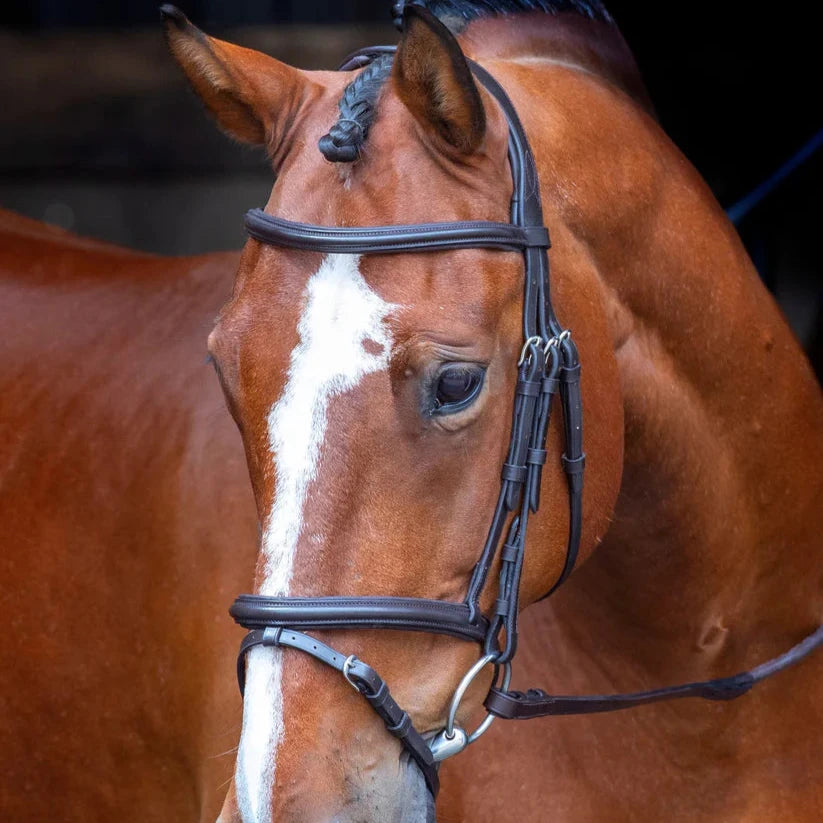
[164,4,623,820]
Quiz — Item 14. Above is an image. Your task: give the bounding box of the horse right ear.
[161,5,316,150]
[392,4,486,155]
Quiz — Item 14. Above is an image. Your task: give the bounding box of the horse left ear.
[392,5,486,155]
[161,5,316,151]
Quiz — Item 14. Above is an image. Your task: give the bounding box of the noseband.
[229,46,823,798]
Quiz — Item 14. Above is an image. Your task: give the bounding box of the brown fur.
[0,210,257,821]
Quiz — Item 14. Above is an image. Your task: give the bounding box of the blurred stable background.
[1,1,821,373]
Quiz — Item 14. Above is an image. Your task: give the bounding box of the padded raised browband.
[230,595,489,643]
[244,209,551,254]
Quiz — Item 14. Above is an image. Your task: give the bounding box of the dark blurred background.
[1,1,820,372]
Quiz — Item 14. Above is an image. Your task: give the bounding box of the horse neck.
[546,93,823,687]
[458,11,655,115]
[458,21,823,684]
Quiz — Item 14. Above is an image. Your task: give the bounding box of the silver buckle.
[342,655,361,692]
[517,335,545,366]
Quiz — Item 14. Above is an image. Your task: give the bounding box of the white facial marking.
[234,254,396,823]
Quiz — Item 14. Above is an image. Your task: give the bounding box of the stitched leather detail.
[245,209,549,254]
[230,595,489,643]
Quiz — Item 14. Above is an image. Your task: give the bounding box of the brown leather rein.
[228,45,823,798]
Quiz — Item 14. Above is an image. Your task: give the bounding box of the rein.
[229,45,823,798]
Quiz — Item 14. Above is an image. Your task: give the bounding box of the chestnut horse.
[0,211,256,820]
[161,1,823,820]
[2,0,821,821]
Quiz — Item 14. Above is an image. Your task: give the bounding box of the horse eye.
[433,365,485,414]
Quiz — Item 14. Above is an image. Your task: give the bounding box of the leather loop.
[527,448,548,465]
[386,713,412,737]
[561,453,586,474]
[500,543,519,563]
[516,379,541,397]
[501,463,528,483]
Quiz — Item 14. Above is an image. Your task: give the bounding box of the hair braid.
[318,54,394,163]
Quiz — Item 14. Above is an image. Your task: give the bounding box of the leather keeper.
[542,377,559,394]
[365,679,390,707]
[561,453,586,474]
[516,380,541,397]
[523,225,551,248]
[386,713,413,738]
[527,448,548,465]
[501,543,519,563]
[501,463,528,483]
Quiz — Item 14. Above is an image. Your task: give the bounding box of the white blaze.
[234,254,396,823]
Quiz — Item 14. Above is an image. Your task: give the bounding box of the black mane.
[318,0,613,163]
[409,0,611,29]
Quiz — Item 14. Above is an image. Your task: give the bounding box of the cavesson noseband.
[229,46,823,798]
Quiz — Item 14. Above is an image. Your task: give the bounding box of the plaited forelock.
[319,0,613,162]
[318,54,394,163]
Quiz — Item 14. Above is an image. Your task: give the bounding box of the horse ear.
[392,5,486,155]
[160,5,313,149]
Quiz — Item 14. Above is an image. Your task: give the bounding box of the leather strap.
[245,209,550,254]
[485,623,823,718]
[237,627,439,796]
[231,595,488,643]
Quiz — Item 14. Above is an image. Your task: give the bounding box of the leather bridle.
[228,46,823,799]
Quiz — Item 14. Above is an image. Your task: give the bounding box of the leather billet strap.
[245,209,550,254]
[486,623,823,719]
[231,595,489,643]
[237,626,440,797]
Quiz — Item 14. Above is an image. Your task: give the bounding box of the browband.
[245,209,551,254]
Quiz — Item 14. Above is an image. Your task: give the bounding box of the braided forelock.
[318,54,394,163]
[318,0,613,163]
